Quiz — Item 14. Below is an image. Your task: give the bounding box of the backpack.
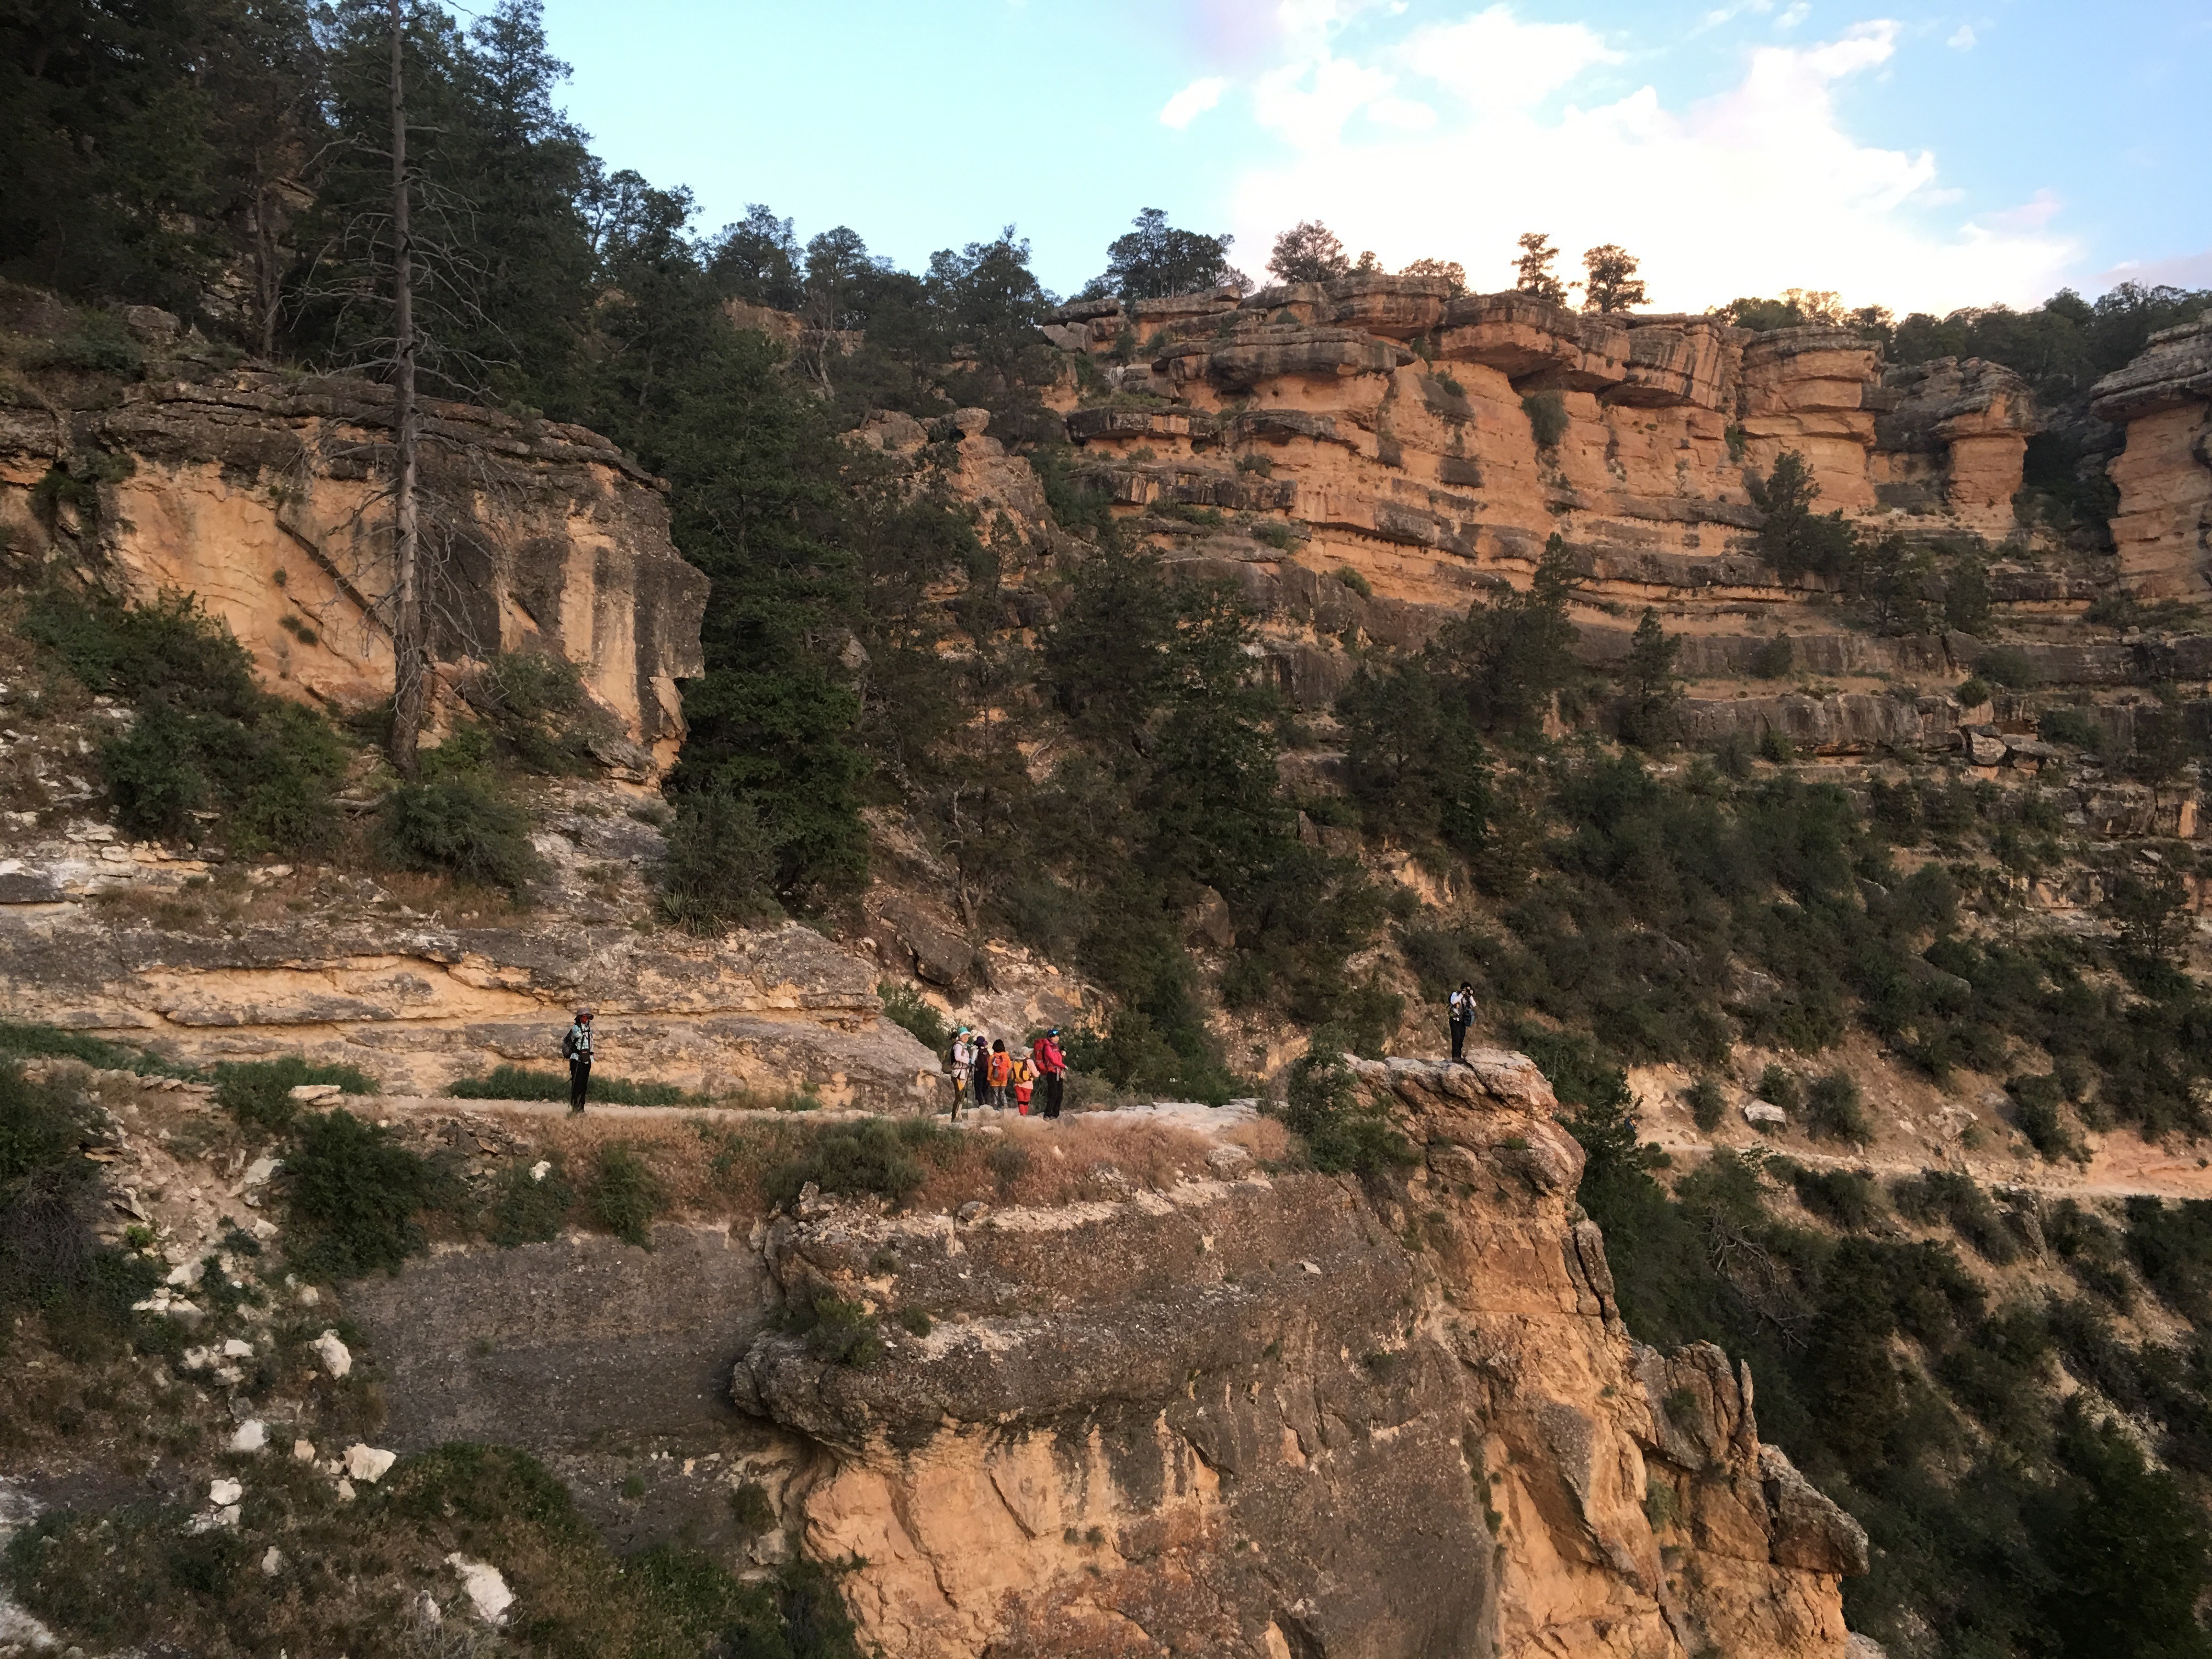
[561,1025,579,1060]
[989,1051,1012,1086]
[1012,1058,1034,1087]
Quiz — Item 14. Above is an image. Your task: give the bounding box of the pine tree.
[1582,244,1648,313]
[1513,232,1566,304]
[1267,220,1350,285]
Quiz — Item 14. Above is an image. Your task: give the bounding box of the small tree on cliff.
[1513,232,1567,304]
[1267,219,1351,285]
[1617,608,1682,749]
[1401,256,1467,292]
[1748,451,1858,582]
[1581,244,1647,314]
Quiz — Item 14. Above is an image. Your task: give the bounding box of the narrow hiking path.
[358,1080,2212,1204]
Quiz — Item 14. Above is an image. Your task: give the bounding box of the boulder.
[1743,1101,1787,1125]
[343,1443,397,1484]
[873,895,974,987]
[445,1553,515,1626]
[1760,1444,1870,1575]
[312,1329,352,1378]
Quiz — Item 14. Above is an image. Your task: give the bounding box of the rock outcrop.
[0,363,708,771]
[2092,311,2212,599]
[710,1055,1860,1658]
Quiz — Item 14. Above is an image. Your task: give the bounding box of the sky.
[532,0,2212,317]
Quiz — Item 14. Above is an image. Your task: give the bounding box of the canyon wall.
[0,339,707,771]
[349,1057,1866,1659]
[2091,310,2212,600]
[1045,279,2038,663]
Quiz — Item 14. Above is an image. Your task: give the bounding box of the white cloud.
[1222,7,2080,314]
[1398,7,1622,111]
[1775,2,1810,29]
[1160,76,1229,130]
[1948,23,1977,49]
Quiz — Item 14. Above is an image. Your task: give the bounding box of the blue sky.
[535,0,2211,315]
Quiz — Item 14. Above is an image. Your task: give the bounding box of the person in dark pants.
[1447,983,1475,1063]
[1034,1028,1068,1119]
[562,1007,594,1112]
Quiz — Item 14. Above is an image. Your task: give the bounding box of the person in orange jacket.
[986,1039,1013,1108]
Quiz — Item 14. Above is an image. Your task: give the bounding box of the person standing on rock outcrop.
[1034,1028,1067,1119]
[562,1008,594,1112]
[949,1026,978,1116]
[1448,983,1476,1063]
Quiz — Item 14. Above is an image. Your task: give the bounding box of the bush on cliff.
[25,589,345,852]
[1279,1040,1414,1177]
[655,788,782,934]
[214,1056,377,1133]
[373,777,540,895]
[1747,451,1857,582]
[0,1060,156,1356]
[281,1109,444,1282]
[766,1118,940,1208]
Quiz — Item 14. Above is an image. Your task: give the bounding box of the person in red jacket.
[1032,1028,1068,1119]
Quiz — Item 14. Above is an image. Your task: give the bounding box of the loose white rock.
[261,1546,285,1576]
[244,1156,279,1186]
[445,1554,514,1626]
[530,1160,551,1182]
[292,1438,317,1463]
[228,1420,268,1454]
[1743,1100,1787,1126]
[287,1083,343,1103]
[312,1329,351,1378]
[344,1443,397,1483]
[207,1478,243,1508]
[220,1338,254,1359]
[335,1477,356,1503]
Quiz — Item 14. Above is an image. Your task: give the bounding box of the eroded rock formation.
[2092,310,2212,599]
[0,360,707,769]
[348,1056,1864,1657]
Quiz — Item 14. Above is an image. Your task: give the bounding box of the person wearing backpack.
[561,1008,594,1112]
[971,1034,992,1109]
[987,1039,1013,1108]
[1447,982,1476,1063]
[1033,1028,1068,1119]
[1011,1049,1036,1115]
[948,1026,978,1116]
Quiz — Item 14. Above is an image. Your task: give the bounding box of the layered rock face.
[0,365,707,769]
[1047,280,2036,662]
[712,1056,1859,1658]
[2092,311,2212,599]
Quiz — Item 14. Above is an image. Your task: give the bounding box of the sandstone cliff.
[346,1058,1866,1659]
[2092,309,2212,599]
[1,324,706,771]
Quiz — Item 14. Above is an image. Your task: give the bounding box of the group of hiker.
[947,1025,1066,1118]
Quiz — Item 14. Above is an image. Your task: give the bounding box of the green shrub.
[776,1292,884,1367]
[27,316,144,376]
[2006,1072,2080,1161]
[0,1021,185,1076]
[766,1118,941,1207]
[213,1056,377,1133]
[1757,1065,1802,1115]
[1892,1171,2020,1264]
[1955,676,1990,708]
[1976,645,2040,689]
[26,589,346,851]
[2124,1198,2212,1323]
[469,651,616,774]
[1805,1071,1872,1143]
[1,1062,157,1347]
[728,1480,777,1538]
[2046,1200,2134,1307]
[1758,726,1795,764]
[2038,704,2101,749]
[1748,635,1794,680]
[655,789,781,934]
[283,1109,443,1281]
[1521,391,1569,450]
[489,1155,574,1246]
[589,1142,665,1248]
[1279,1041,1415,1176]
[445,1064,687,1106]
[1685,1077,1725,1133]
[1333,565,1374,600]
[373,778,540,893]
[877,982,949,1053]
[1791,1166,1886,1230]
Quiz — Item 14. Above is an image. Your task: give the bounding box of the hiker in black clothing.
[1447,983,1475,1063]
[970,1036,991,1107]
[562,1007,594,1111]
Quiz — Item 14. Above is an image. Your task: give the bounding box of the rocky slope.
[331,1058,1865,1659]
